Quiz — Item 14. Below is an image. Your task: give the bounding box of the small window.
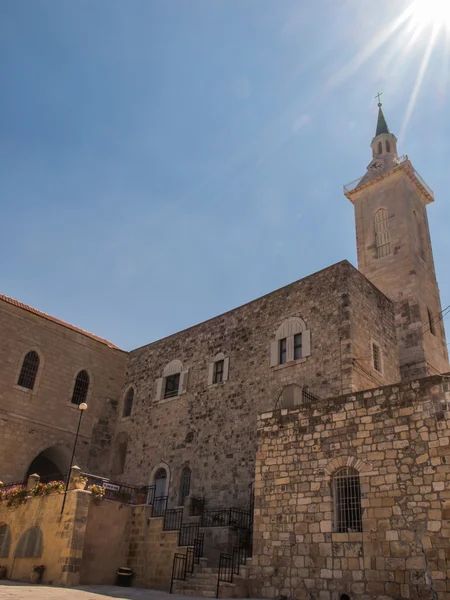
[279,338,287,364]
[377,141,382,155]
[372,343,381,372]
[333,467,362,533]
[375,208,390,258]
[179,467,191,506]
[386,140,391,153]
[428,308,436,336]
[17,351,40,390]
[71,370,89,405]
[294,333,303,360]
[123,388,134,417]
[213,360,224,384]
[154,467,167,498]
[164,373,180,399]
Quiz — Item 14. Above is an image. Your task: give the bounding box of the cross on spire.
[375,92,383,107]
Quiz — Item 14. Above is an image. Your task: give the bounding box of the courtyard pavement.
[0,581,205,600]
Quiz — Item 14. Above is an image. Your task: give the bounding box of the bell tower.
[344,100,449,380]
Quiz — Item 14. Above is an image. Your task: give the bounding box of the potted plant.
[136,487,147,505]
[73,476,88,490]
[30,564,45,584]
[88,484,106,504]
[0,565,7,579]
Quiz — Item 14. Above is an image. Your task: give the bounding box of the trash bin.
[116,566,133,587]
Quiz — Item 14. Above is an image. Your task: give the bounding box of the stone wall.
[251,374,450,600]
[117,261,399,507]
[80,498,133,585]
[0,490,89,586]
[0,297,126,482]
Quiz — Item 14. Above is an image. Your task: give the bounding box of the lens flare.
[406,0,450,32]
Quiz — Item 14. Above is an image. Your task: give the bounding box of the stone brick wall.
[0,489,90,586]
[0,298,126,482]
[251,374,450,600]
[117,260,399,508]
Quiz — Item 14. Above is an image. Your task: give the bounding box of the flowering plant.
[74,476,88,485]
[1,485,28,507]
[33,565,45,573]
[32,481,65,496]
[88,484,105,502]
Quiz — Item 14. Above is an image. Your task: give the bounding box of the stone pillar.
[27,473,40,490]
[68,465,81,491]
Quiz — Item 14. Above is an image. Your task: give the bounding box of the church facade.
[0,105,449,598]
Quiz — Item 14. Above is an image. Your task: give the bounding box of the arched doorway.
[154,468,167,498]
[26,446,71,483]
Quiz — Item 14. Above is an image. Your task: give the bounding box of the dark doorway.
[26,446,69,483]
[340,594,350,600]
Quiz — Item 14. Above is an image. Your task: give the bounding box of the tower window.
[428,308,436,336]
[123,387,134,417]
[71,370,90,405]
[179,467,191,506]
[377,141,382,155]
[279,338,287,364]
[385,140,391,153]
[213,359,224,384]
[164,373,180,399]
[333,467,362,533]
[372,342,382,372]
[374,208,390,258]
[17,351,40,390]
[294,333,303,360]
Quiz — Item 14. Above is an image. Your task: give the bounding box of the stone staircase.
[171,557,250,598]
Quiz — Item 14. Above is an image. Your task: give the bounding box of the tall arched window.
[179,467,191,506]
[0,524,11,558]
[14,526,43,558]
[123,388,134,417]
[385,140,391,153]
[17,351,40,390]
[71,370,89,405]
[154,468,167,498]
[375,208,390,258]
[333,467,362,533]
[377,141,382,155]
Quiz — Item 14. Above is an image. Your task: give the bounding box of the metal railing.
[0,481,25,490]
[201,507,251,530]
[164,508,183,531]
[169,535,204,594]
[216,537,249,598]
[81,472,154,506]
[152,495,168,517]
[301,388,320,405]
[179,523,200,547]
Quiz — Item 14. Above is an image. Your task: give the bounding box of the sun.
[406,0,450,32]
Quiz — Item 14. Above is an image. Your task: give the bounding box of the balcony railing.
[343,155,434,200]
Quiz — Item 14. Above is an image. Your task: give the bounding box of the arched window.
[333,467,362,533]
[14,526,43,558]
[17,351,40,390]
[71,370,89,405]
[375,208,390,258]
[179,467,191,506]
[385,140,391,153]
[0,524,11,558]
[123,388,134,417]
[270,317,311,366]
[154,468,167,498]
[377,141,382,155]
[156,360,188,401]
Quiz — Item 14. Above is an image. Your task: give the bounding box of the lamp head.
[79,402,88,412]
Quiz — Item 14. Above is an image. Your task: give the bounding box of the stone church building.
[0,105,449,599]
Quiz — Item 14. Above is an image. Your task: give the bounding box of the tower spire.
[374,93,389,136]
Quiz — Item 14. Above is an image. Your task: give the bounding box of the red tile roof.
[0,293,122,350]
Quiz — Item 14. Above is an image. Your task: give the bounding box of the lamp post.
[60,402,87,515]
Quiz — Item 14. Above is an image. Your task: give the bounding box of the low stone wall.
[80,498,133,585]
[0,489,90,586]
[251,374,450,600]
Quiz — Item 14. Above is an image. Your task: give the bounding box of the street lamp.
[60,402,88,515]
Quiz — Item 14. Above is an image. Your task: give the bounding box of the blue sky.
[1,0,449,350]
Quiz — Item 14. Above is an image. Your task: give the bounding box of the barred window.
[0,524,11,558]
[179,467,191,506]
[375,208,390,258]
[333,467,362,533]
[71,370,90,405]
[154,467,167,498]
[123,388,134,417]
[164,374,180,399]
[14,526,43,558]
[213,360,224,384]
[17,351,40,390]
[279,338,287,364]
[372,342,382,372]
